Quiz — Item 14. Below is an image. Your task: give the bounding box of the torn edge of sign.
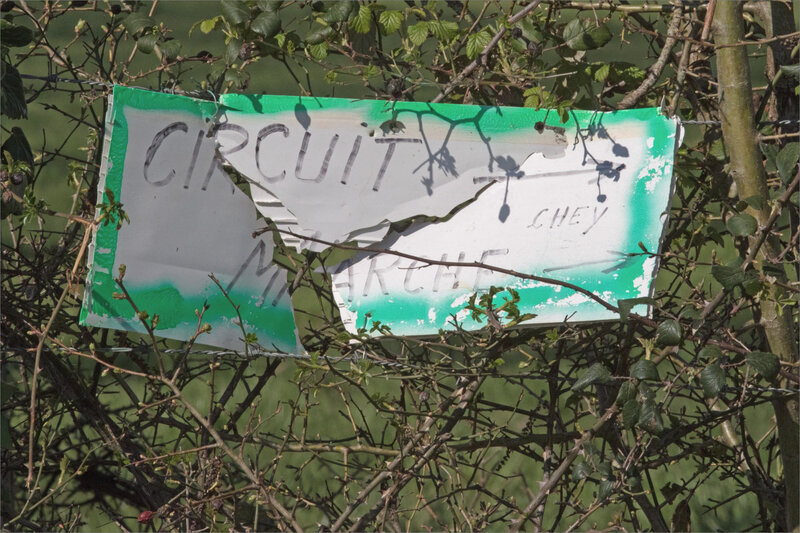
[642,116,684,310]
[213,95,570,253]
[79,91,116,327]
[320,109,683,336]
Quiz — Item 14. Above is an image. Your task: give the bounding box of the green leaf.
[630,360,659,381]
[351,4,372,34]
[257,0,282,11]
[622,399,640,429]
[610,62,646,86]
[324,0,355,23]
[571,362,612,391]
[742,269,762,296]
[224,68,247,89]
[746,351,780,380]
[523,86,551,109]
[408,22,428,46]
[2,127,33,169]
[516,17,542,42]
[378,10,403,34]
[252,12,281,38]
[309,41,328,59]
[557,104,570,123]
[700,362,725,398]
[698,345,723,362]
[136,33,158,54]
[225,37,243,63]
[593,63,610,82]
[124,13,154,35]
[465,30,492,60]
[743,194,764,211]
[656,319,682,346]
[615,380,637,406]
[761,142,779,172]
[776,142,798,183]
[780,64,800,79]
[199,18,220,34]
[220,0,249,25]
[726,213,758,237]
[571,461,591,481]
[0,20,34,47]
[711,265,744,290]
[305,25,334,45]
[598,479,615,501]
[428,20,458,41]
[638,398,663,433]
[563,18,612,51]
[0,60,27,119]
[638,381,655,400]
[155,39,181,60]
[617,297,655,322]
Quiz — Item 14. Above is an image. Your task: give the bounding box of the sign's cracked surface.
[80,86,680,347]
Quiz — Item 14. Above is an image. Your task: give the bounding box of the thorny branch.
[2,1,798,532]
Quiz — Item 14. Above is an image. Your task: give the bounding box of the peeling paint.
[81,87,679,346]
[215,98,568,250]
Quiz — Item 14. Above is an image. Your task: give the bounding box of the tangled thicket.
[1,1,798,531]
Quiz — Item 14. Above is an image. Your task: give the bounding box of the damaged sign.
[81,86,680,347]
[215,93,569,250]
[80,87,301,352]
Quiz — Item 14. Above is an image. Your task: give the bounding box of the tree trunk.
[713,3,799,530]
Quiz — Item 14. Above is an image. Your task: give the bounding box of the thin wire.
[20,73,113,88]
[17,73,800,128]
[18,73,215,101]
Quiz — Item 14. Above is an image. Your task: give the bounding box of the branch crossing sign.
[80,86,680,349]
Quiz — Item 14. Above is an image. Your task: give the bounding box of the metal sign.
[81,87,680,346]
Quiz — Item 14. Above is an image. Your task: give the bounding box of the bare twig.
[617,1,683,109]
[510,406,619,532]
[256,226,621,314]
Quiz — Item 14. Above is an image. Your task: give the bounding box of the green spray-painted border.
[344,259,646,337]
[82,87,674,342]
[79,86,300,351]
[218,97,672,335]
[223,92,566,138]
[339,108,677,334]
[81,86,219,324]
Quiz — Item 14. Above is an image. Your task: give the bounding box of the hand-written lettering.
[144,122,188,186]
[238,122,423,192]
[145,121,425,193]
[528,205,609,234]
[337,249,510,301]
[256,124,289,182]
[227,240,287,308]
[143,121,231,193]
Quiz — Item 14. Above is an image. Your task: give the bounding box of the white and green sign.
[80,87,301,352]
[81,86,680,347]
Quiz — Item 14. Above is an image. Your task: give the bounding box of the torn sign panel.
[216,94,568,250]
[80,86,301,353]
[330,108,680,336]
